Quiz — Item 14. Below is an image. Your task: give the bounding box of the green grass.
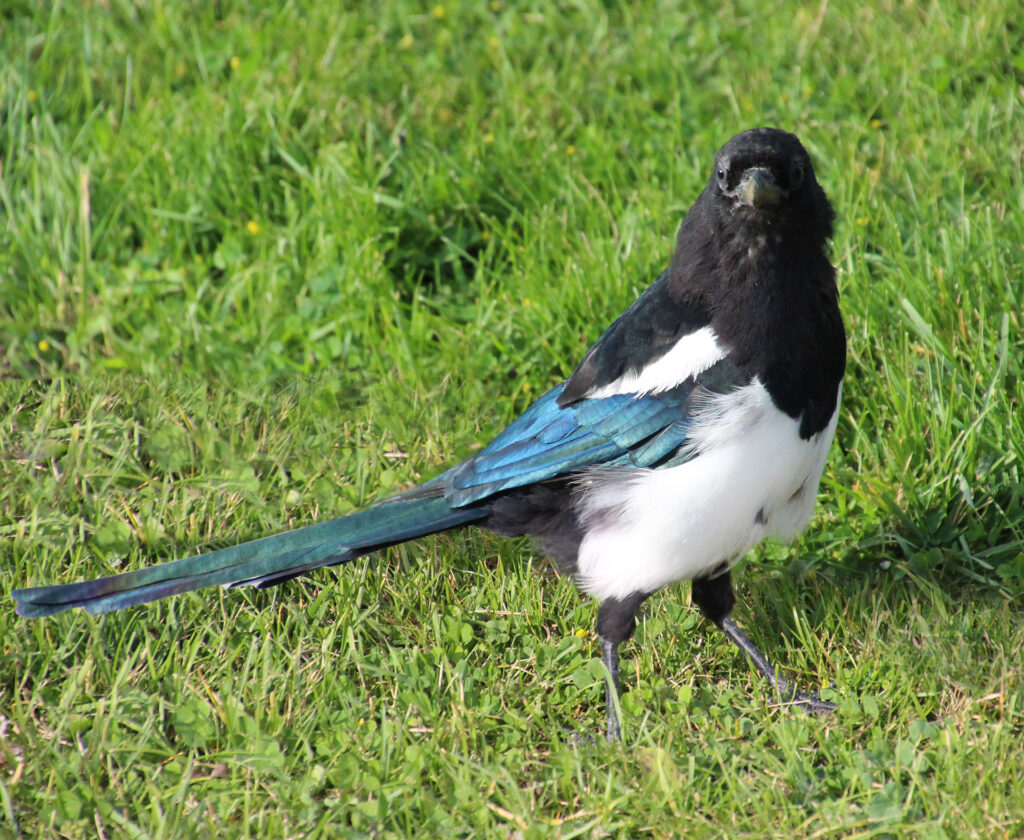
[2,0,1023,836]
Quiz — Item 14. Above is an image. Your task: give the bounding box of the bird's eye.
[716,168,727,184]
[789,161,805,189]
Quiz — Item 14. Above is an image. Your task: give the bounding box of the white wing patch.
[572,380,842,601]
[586,326,726,399]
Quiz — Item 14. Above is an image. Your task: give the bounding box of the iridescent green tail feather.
[13,495,486,618]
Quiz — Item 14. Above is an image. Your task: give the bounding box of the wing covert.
[444,357,746,507]
[559,270,712,406]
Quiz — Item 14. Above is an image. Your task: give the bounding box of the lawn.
[2,0,1023,837]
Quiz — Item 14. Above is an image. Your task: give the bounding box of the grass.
[1,0,1023,836]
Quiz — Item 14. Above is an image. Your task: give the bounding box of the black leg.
[691,570,835,712]
[600,637,622,741]
[596,592,648,741]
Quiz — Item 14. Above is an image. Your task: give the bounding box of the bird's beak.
[735,167,783,208]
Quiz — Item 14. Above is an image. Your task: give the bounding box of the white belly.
[572,380,840,600]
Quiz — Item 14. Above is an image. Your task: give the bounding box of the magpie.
[13,128,846,741]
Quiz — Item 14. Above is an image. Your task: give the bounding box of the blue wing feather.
[444,376,715,506]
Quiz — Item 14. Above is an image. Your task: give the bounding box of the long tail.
[13,491,487,618]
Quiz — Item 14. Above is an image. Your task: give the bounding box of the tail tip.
[12,589,71,619]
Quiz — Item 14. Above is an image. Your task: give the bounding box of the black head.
[707,128,831,235]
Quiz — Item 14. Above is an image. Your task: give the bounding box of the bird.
[13,127,846,741]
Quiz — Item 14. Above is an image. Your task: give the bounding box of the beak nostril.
[736,167,783,208]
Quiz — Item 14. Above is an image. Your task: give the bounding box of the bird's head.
[708,128,832,235]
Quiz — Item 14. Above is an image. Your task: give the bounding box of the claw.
[719,616,835,712]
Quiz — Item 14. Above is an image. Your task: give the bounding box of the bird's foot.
[719,616,836,714]
[564,713,622,746]
[775,686,836,713]
[565,723,622,747]
[565,729,598,747]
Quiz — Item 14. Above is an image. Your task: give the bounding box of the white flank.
[573,380,842,601]
[586,326,726,399]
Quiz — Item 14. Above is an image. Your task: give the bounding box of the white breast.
[572,380,841,601]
